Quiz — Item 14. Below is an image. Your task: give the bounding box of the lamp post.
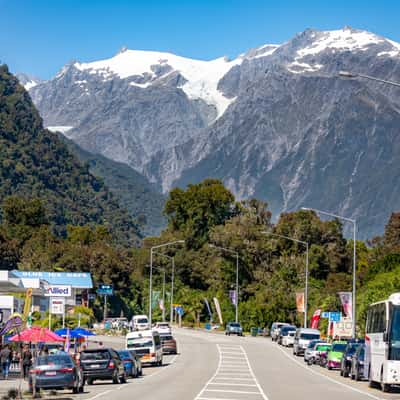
[339,70,400,87]
[153,251,175,323]
[302,207,357,338]
[149,240,184,327]
[262,231,309,328]
[209,244,239,323]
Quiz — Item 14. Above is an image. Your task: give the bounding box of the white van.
[293,328,321,356]
[132,314,149,331]
[126,329,163,366]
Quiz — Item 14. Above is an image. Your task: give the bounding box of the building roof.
[12,270,93,289]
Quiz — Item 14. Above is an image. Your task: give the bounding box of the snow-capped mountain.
[25,27,400,238]
[16,72,43,90]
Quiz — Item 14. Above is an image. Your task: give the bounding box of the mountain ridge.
[22,27,400,239]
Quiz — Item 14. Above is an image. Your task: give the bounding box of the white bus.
[365,292,400,392]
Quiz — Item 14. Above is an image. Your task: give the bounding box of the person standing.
[22,345,32,379]
[0,345,12,379]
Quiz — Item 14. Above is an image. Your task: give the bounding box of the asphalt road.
[27,328,400,400]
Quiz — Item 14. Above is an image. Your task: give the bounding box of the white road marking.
[194,344,270,400]
[85,390,112,400]
[275,344,384,400]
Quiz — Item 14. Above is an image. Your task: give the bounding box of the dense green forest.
[0,64,141,246]
[1,178,400,334]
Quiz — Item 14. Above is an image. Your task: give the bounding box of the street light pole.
[339,70,400,87]
[209,244,240,323]
[302,207,357,338]
[149,240,185,327]
[262,232,309,328]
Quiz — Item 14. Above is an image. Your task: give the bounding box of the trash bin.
[251,327,258,337]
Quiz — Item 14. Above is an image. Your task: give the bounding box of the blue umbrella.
[55,328,83,339]
[72,327,96,336]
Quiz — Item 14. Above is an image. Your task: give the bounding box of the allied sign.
[97,284,113,296]
[44,285,72,297]
[50,298,65,315]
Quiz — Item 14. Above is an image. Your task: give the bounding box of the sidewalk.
[0,375,28,398]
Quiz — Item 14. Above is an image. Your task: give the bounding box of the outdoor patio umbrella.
[72,327,96,336]
[55,328,83,338]
[9,326,64,343]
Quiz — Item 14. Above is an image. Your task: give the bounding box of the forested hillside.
[0,64,141,246]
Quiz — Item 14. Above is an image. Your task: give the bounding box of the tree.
[164,179,237,248]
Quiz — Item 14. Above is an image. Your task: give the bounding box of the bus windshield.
[389,305,400,360]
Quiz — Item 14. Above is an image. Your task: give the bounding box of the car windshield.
[332,343,347,352]
[346,344,359,355]
[390,305,400,360]
[229,323,241,327]
[36,355,73,366]
[161,335,173,341]
[281,327,296,335]
[127,340,153,348]
[316,345,330,351]
[81,351,110,360]
[301,334,320,340]
[137,318,148,324]
[358,347,365,360]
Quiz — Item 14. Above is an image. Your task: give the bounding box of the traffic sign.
[321,312,329,319]
[329,312,341,322]
[175,306,184,316]
[97,284,113,295]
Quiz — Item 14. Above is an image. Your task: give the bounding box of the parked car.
[282,331,296,347]
[225,322,243,336]
[270,322,290,342]
[303,340,326,363]
[278,325,296,345]
[326,341,347,370]
[293,328,321,356]
[128,350,142,376]
[350,344,365,381]
[160,335,178,354]
[340,341,363,377]
[117,350,138,378]
[29,354,84,394]
[307,343,331,365]
[80,348,126,384]
[154,322,171,335]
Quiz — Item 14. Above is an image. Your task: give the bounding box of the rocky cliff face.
[25,27,400,238]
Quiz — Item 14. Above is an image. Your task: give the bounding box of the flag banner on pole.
[152,291,160,308]
[65,328,71,353]
[213,297,223,325]
[310,309,321,329]
[338,292,352,319]
[296,292,305,313]
[229,290,237,306]
[204,298,213,320]
[159,299,164,310]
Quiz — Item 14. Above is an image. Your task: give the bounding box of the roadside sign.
[329,312,341,322]
[97,284,113,296]
[50,298,65,315]
[44,285,72,297]
[175,306,184,316]
[321,312,329,319]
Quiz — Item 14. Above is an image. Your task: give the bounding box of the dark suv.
[80,348,126,385]
[340,340,364,378]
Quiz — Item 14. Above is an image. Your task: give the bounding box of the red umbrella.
[9,326,65,343]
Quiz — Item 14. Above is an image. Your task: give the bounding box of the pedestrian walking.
[0,345,12,379]
[22,345,32,379]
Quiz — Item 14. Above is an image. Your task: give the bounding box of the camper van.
[131,315,149,331]
[125,329,163,366]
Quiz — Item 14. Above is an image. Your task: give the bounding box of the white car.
[282,331,295,347]
[154,322,171,335]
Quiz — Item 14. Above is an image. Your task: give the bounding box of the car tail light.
[59,368,74,373]
[30,369,41,375]
[108,360,115,369]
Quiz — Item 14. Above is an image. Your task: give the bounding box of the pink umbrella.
[9,326,65,343]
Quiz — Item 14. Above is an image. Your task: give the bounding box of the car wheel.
[340,369,343,376]
[79,385,84,393]
[327,366,332,370]
[119,374,127,384]
[73,386,79,394]
[87,378,94,385]
[343,367,349,378]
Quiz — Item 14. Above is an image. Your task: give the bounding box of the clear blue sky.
[1,0,400,79]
